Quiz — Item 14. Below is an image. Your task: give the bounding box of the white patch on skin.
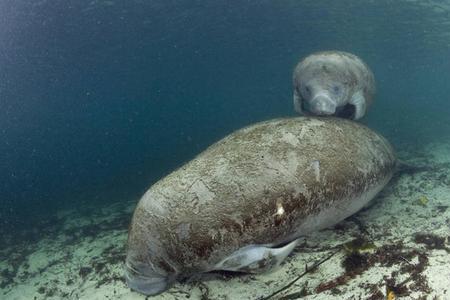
[140,190,168,215]
[189,179,216,205]
[311,160,321,182]
[214,158,229,176]
[298,126,307,139]
[176,223,191,240]
[261,152,301,186]
[280,132,301,147]
[286,152,301,178]
[357,166,369,175]
[275,202,285,217]
[306,118,326,127]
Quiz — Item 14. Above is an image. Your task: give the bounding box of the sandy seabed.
[1,140,450,300]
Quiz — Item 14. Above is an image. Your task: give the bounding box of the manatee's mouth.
[302,100,356,119]
[335,103,356,119]
[124,260,172,296]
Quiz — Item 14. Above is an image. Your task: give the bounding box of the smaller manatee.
[293,50,375,120]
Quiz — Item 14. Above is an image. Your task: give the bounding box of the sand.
[1,139,449,300]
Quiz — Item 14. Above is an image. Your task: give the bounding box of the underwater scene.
[1,0,450,299]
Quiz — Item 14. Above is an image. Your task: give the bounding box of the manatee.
[125,117,396,295]
[293,51,375,120]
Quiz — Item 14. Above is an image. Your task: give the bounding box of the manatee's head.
[124,205,178,296]
[293,51,364,120]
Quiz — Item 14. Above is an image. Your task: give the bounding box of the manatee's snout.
[309,93,337,115]
[124,258,173,296]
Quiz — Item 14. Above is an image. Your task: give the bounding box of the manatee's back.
[125,117,396,294]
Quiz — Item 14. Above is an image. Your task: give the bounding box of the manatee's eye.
[332,85,341,94]
[304,85,311,95]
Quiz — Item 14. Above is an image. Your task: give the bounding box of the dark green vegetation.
[314,240,432,297]
[414,233,450,253]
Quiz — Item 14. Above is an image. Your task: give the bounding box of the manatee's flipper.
[213,239,299,273]
[349,90,367,120]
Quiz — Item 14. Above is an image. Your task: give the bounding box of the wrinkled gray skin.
[293,51,375,120]
[125,117,396,295]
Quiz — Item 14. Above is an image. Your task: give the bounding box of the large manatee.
[293,51,375,120]
[125,117,396,295]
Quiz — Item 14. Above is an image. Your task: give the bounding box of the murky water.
[1,1,450,299]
